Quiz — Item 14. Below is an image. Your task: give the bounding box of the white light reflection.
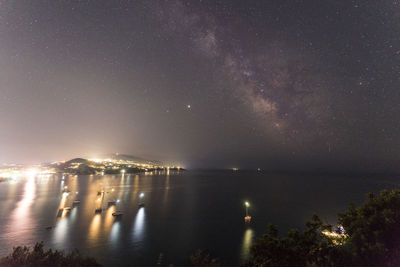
[70,206,77,222]
[240,228,254,262]
[53,218,68,245]
[6,174,36,243]
[132,207,146,243]
[110,221,121,247]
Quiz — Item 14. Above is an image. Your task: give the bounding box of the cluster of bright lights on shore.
[86,158,181,172]
[89,158,169,168]
[0,157,183,179]
[0,167,56,179]
[322,226,348,245]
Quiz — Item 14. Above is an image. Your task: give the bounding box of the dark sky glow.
[0,0,399,171]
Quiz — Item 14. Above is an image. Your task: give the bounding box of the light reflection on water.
[132,207,146,244]
[240,228,254,261]
[0,171,394,266]
[5,175,36,243]
[54,217,68,246]
[104,206,116,230]
[70,207,78,222]
[88,214,102,246]
[109,221,121,247]
[57,193,68,214]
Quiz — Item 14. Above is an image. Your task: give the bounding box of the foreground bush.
[0,242,101,267]
[248,189,400,267]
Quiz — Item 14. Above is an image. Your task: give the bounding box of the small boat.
[108,201,116,206]
[112,211,123,217]
[95,208,102,213]
[244,215,252,223]
[73,200,80,205]
[45,226,53,230]
[97,191,102,196]
[138,202,145,208]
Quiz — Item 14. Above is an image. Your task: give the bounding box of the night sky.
[0,0,399,171]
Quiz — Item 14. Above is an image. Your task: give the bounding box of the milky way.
[0,0,399,170]
[155,0,400,168]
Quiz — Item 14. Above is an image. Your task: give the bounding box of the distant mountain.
[49,154,179,175]
[103,153,163,165]
[65,158,90,165]
[55,158,95,175]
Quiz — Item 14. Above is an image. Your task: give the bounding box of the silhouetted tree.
[250,215,341,267]
[0,242,101,267]
[248,189,400,266]
[188,249,226,267]
[338,190,400,266]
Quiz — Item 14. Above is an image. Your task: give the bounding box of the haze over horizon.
[1,1,399,171]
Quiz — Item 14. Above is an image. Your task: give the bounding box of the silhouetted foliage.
[249,215,343,267]
[188,249,226,267]
[247,189,400,266]
[0,242,101,267]
[338,189,400,266]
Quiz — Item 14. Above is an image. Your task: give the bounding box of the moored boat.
[95,208,102,213]
[112,211,123,217]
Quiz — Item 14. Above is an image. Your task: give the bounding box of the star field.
[0,0,399,171]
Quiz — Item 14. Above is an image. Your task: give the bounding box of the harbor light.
[140,193,144,198]
[244,201,251,223]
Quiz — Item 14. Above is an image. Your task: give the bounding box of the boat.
[95,190,105,213]
[108,201,116,206]
[112,211,123,217]
[138,202,145,208]
[62,186,71,193]
[95,208,102,213]
[244,215,252,223]
[73,200,80,205]
[45,226,53,230]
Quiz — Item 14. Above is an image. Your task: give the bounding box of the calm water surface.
[0,170,399,266]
